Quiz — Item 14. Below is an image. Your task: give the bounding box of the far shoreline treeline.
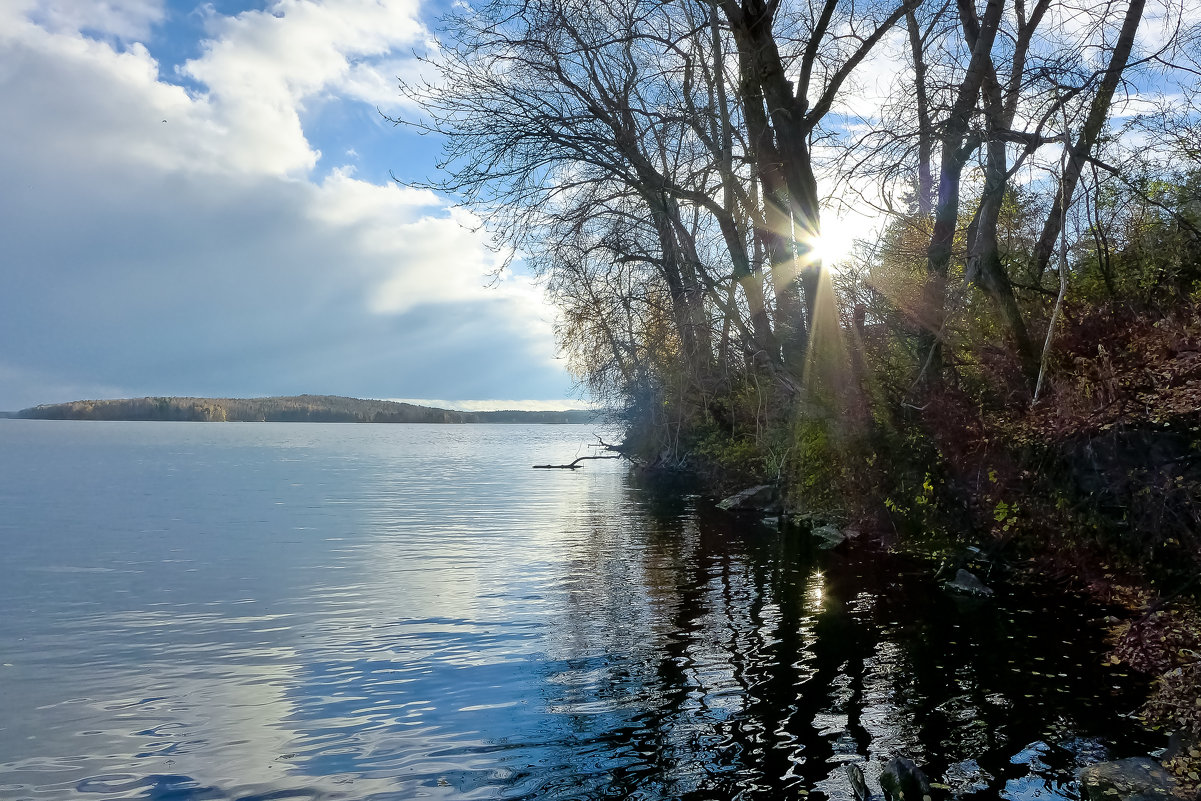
[6,395,601,424]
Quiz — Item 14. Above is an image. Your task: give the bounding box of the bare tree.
[716,0,919,371]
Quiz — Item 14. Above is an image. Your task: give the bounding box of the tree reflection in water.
[536,480,1155,801]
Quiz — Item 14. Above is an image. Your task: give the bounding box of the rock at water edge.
[846,763,870,801]
[812,523,847,550]
[881,756,932,801]
[1079,758,1178,801]
[717,485,777,512]
[944,568,995,597]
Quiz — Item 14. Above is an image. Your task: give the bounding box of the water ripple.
[0,422,1158,801]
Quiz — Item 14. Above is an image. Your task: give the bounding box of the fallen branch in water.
[534,435,630,469]
[594,436,626,453]
[533,455,622,469]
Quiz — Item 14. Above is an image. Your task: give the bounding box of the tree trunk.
[919,0,1007,382]
[1032,0,1146,280]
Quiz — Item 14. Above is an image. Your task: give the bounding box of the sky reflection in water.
[0,422,1157,800]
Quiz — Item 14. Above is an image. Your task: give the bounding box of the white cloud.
[305,170,560,357]
[178,0,425,174]
[21,0,164,40]
[0,0,575,408]
[1,0,430,179]
[341,55,431,111]
[829,25,909,122]
[0,20,219,173]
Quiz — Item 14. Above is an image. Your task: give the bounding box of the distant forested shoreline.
[10,395,599,424]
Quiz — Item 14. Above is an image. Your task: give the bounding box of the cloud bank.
[0,0,575,410]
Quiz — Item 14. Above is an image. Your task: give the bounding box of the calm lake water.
[0,421,1157,800]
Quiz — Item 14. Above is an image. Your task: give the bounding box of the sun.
[807,215,860,269]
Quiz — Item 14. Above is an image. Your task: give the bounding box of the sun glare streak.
[803,266,851,390]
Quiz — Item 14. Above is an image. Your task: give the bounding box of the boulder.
[812,523,847,550]
[943,568,995,597]
[1079,758,1178,801]
[880,756,932,801]
[717,484,779,512]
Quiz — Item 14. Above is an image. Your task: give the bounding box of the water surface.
[0,421,1156,800]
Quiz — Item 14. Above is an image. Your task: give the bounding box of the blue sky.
[0,0,582,411]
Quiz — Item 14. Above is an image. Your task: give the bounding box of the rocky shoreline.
[713,481,1199,800]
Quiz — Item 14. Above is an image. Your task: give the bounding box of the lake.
[0,421,1158,800]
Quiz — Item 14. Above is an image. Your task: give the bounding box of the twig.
[594,436,626,453]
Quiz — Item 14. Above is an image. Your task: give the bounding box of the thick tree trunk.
[961,0,1050,383]
[969,140,1040,381]
[722,0,913,380]
[919,0,1006,382]
[707,0,780,366]
[734,37,806,374]
[651,203,711,380]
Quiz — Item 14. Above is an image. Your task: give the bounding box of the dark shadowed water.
[0,422,1158,801]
